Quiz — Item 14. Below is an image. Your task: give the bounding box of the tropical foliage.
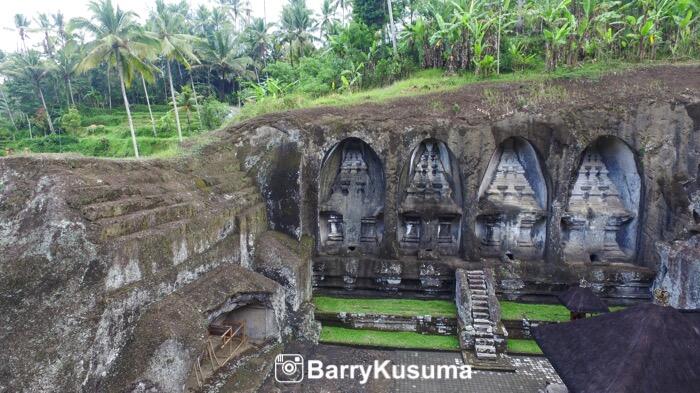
[1,0,699,157]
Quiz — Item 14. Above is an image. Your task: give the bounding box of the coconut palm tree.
[55,41,80,106]
[243,17,274,71]
[35,14,56,57]
[151,0,200,142]
[13,14,31,52]
[333,0,350,23]
[280,0,317,65]
[70,0,158,157]
[319,0,339,42]
[1,51,56,133]
[201,29,254,102]
[217,0,251,31]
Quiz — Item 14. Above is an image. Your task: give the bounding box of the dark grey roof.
[557,286,609,314]
[533,303,700,393]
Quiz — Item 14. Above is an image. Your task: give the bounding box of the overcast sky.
[0,0,325,53]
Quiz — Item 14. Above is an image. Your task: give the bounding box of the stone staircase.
[455,268,512,370]
[466,270,498,361]
[66,165,268,292]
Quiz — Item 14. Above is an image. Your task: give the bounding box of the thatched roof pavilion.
[557,286,609,319]
[533,303,700,393]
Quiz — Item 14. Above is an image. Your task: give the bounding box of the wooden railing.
[193,321,247,387]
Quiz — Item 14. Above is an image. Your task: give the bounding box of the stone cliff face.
[1,65,699,391]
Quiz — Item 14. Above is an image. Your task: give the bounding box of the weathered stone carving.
[398,139,463,257]
[319,138,384,255]
[476,138,548,260]
[562,137,640,263]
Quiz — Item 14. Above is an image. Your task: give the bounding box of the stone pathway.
[265,344,562,393]
[392,351,562,393]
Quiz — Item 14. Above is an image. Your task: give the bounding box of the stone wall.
[0,153,269,391]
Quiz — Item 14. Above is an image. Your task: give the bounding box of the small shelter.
[533,303,700,393]
[557,286,609,320]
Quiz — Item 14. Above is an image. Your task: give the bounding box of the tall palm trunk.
[387,0,398,56]
[0,89,17,132]
[106,66,113,110]
[190,75,202,131]
[37,85,55,133]
[166,61,184,142]
[67,78,76,106]
[141,75,157,137]
[116,57,140,158]
[26,113,33,139]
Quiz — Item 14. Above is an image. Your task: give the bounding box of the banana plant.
[340,61,364,93]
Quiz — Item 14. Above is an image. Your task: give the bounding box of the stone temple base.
[491,258,655,306]
[313,256,655,305]
[313,256,472,299]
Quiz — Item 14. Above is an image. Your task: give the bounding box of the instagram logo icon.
[274,354,304,383]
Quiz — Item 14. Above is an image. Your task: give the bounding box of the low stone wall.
[503,319,557,340]
[316,311,458,335]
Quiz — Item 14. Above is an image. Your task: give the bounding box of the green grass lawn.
[501,301,626,322]
[320,326,460,351]
[1,104,210,158]
[313,296,458,318]
[507,339,543,355]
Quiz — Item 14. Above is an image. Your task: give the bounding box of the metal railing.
[193,321,247,387]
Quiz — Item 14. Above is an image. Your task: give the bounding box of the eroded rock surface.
[1,65,700,391]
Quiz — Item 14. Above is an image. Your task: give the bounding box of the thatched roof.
[557,286,609,314]
[533,303,700,393]
[681,309,700,335]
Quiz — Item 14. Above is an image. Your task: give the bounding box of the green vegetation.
[1,0,699,157]
[1,104,203,158]
[501,301,572,322]
[237,59,657,120]
[320,326,460,351]
[313,296,458,317]
[501,301,626,321]
[507,339,543,355]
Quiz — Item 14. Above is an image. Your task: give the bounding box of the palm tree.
[333,0,350,23]
[55,41,80,106]
[13,14,31,52]
[151,0,200,142]
[36,14,56,57]
[280,0,317,65]
[218,0,251,31]
[70,0,158,158]
[1,51,56,133]
[52,12,69,46]
[175,85,200,131]
[387,0,399,56]
[139,63,160,137]
[243,17,274,71]
[201,30,254,102]
[319,0,339,42]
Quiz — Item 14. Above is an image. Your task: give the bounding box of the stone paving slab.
[392,351,562,393]
[264,344,562,393]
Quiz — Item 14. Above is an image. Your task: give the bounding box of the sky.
[0,0,325,53]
